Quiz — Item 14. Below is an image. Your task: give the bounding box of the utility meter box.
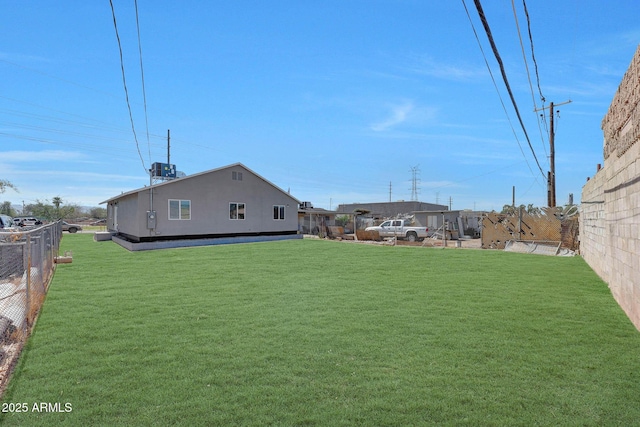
[147,210,157,229]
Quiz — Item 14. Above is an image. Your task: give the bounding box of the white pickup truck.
[365,219,428,242]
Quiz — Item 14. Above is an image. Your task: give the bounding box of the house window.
[169,199,191,220]
[230,202,245,220]
[232,171,243,181]
[273,205,285,220]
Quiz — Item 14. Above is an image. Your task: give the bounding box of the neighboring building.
[336,201,448,220]
[412,210,484,239]
[297,203,337,235]
[101,163,301,250]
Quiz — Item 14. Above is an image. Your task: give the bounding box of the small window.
[273,205,285,220]
[230,202,246,220]
[232,171,243,181]
[169,199,191,220]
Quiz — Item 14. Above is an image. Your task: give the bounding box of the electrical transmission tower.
[409,165,421,201]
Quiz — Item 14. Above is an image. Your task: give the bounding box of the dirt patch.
[312,234,482,249]
[395,238,482,249]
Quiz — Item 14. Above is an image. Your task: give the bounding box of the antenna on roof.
[149,129,178,183]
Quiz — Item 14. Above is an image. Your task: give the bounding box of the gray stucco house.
[101,163,301,250]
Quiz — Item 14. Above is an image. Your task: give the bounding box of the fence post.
[25,234,31,332]
[518,206,523,241]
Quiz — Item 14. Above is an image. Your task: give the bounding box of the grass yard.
[1,234,639,426]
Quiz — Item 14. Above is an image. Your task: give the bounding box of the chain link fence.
[481,206,580,252]
[0,222,62,383]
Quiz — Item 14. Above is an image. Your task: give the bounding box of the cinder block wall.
[580,171,607,281]
[580,45,640,330]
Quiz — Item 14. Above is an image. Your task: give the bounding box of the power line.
[421,160,542,193]
[134,0,152,166]
[0,131,145,158]
[471,0,546,180]
[0,98,218,157]
[522,0,551,162]
[522,0,545,104]
[108,0,146,173]
[461,0,538,179]
[510,0,548,163]
[0,95,173,143]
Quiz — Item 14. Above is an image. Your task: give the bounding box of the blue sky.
[1,1,638,212]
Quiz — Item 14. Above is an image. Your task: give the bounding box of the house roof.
[101,163,300,205]
[335,201,448,217]
[298,207,337,215]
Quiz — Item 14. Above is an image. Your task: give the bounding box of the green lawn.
[1,234,639,426]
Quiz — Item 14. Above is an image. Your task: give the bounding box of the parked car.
[62,221,83,233]
[0,214,15,230]
[13,217,43,227]
[365,219,429,242]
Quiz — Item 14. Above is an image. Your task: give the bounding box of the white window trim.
[273,205,285,220]
[168,199,191,220]
[229,202,246,220]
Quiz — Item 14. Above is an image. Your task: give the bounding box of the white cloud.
[0,52,50,64]
[406,55,485,81]
[0,150,86,162]
[8,168,143,182]
[371,102,414,132]
[370,101,438,133]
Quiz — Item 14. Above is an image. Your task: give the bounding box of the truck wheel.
[407,231,417,242]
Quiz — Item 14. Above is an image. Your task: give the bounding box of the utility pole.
[549,102,556,207]
[535,100,571,207]
[389,181,392,202]
[167,129,171,165]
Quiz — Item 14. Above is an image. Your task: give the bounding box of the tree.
[52,196,62,209]
[25,200,55,220]
[501,204,520,215]
[0,179,18,194]
[335,215,350,227]
[89,207,107,219]
[24,199,86,221]
[52,196,63,218]
[526,204,541,216]
[501,204,542,216]
[0,201,17,217]
[59,204,81,220]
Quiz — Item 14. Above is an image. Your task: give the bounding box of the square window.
[169,199,191,220]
